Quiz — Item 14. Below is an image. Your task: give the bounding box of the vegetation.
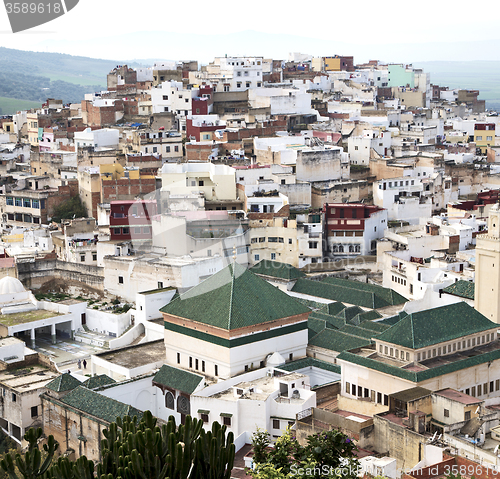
[0,412,235,479]
[0,97,41,116]
[50,196,87,224]
[0,47,146,111]
[249,428,359,479]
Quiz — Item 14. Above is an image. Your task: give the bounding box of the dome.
[0,277,26,295]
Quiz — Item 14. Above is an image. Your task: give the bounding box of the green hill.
[0,97,42,115]
[0,47,146,110]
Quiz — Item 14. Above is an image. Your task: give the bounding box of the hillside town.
[1,52,500,478]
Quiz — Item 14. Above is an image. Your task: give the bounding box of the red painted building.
[323,203,387,258]
[109,200,158,241]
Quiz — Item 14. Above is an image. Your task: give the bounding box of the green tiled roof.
[45,373,81,392]
[161,263,309,330]
[83,375,116,390]
[61,386,143,423]
[293,297,329,311]
[443,280,475,300]
[358,310,383,321]
[250,260,306,281]
[337,306,364,323]
[292,278,393,309]
[308,317,327,339]
[337,347,500,383]
[376,302,497,350]
[152,365,204,395]
[322,277,408,305]
[309,311,345,329]
[360,320,390,333]
[309,329,373,352]
[278,357,341,375]
[319,302,346,316]
[340,324,379,340]
[379,312,406,326]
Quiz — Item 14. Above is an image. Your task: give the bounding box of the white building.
[348,129,392,165]
[74,128,120,150]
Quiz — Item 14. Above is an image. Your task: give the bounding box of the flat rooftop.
[209,372,308,402]
[0,310,62,327]
[0,365,59,392]
[95,340,165,369]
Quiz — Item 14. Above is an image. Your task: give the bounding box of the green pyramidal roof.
[160,262,310,330]
[83,374,116,389]
[376,302,497,349]
[45,373,81,392]
[250,260,306,281]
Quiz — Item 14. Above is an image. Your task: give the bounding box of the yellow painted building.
[324,57,341,72]
[474,123,495,154]
[27,113,40,147]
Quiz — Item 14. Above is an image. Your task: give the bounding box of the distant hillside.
[0,47,145,110]
[0,97,41,116]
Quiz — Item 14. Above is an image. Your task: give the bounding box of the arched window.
[355,245,361,253]
[349,245,354,253]
[332,245,338,253]
[177,395,190,415]
[338,245,344,253]
[165,391,174,410]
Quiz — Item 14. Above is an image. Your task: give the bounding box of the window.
[273,419,280,429]
[477,136,482,141]
[177,352,180,364]
[289,238,293,244]
[246,82,250,88]
[189,357,193,368]
[215,365,218,376]
[254,254,260,262]
[12,393,16,402]
[6,197,13,206]
[165,392,174,410]
[15,198,22,207]
[143,227,150,234]
[271,253,276,260]
[135,227,141,234]
[268,237,278,243]
[346,382,350,393]
[166,146,171,153]
[465,410,471,421]
[31,406,38,418]
[487,136,493,141]
[114,228,121,235]
[118,276,123,284]
[195,359,199,370]
[309,242,318,249]
[444,409,449,418]
[201,413,209,423]
[478,385,482,396]
[202,361,205,372]
[122,228,129,235]
[175,146,179,152]
[80,254,85,262]
[93,254,97,261]
[163,95,168,100]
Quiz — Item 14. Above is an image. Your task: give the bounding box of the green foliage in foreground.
[0,412,235,479]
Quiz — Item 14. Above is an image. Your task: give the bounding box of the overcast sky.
[0,0,499,63]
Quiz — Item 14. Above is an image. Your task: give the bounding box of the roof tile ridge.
[410,313,415,349]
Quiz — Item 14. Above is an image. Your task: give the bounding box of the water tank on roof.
[291,390,300,399]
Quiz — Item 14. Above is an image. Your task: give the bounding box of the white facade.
[150,81,195,116]
[348,130,392,165]
[191,369,316,439]
[249,85,314,116]
[74,128,120,149]
[373,177,432,224]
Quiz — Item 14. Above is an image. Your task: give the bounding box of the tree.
[50,195,87,224]
[249,427,359,479]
